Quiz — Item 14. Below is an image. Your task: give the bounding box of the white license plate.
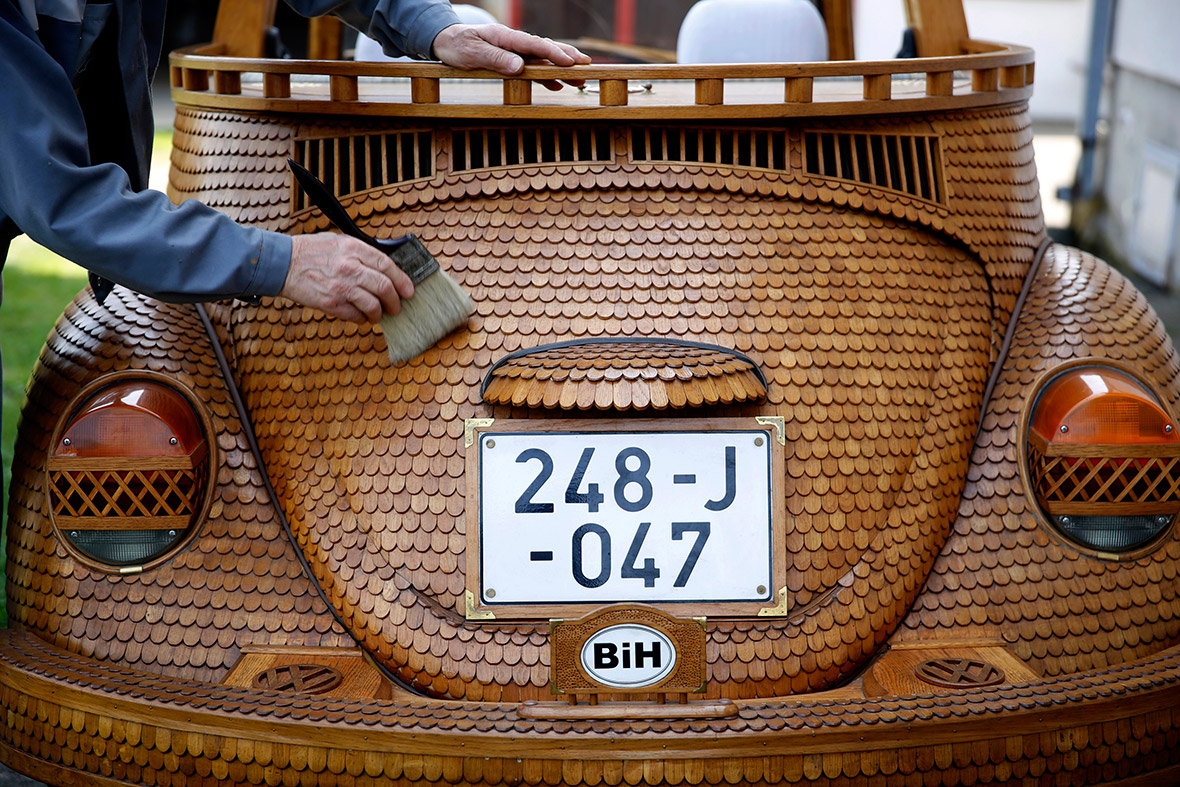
[475,428,774,607]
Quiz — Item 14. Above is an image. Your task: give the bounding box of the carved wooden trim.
[548,605,707,697]
[481,338,768,411]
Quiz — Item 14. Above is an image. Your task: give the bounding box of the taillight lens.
[1023,364,1179,555]
[48,376,212,570]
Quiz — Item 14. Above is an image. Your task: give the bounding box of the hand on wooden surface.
[431,24,591,90]
[283,233,414,323]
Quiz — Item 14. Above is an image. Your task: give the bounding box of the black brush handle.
[288,159,438,284]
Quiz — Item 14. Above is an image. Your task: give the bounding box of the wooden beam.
[211,0,277,59]
[821,0,855,61]
[308,16,343,61]
[903,0,970,58]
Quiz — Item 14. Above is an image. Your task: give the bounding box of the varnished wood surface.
[1,628,1179,784]
[14,99,1044,709]
[4,18,1180,784]
[904,0,971,57]
[897,244,1180,671]
[211,0,276,59]
[820,0,856,61]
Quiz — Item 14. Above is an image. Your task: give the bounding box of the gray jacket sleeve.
[284,0,460,59]
[0,4,290,304]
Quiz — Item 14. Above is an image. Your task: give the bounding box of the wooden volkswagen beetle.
[3,1,1180,784]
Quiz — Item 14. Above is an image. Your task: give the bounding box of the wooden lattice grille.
[48,454,208,530]
[803,130,944,203]
[293,130,433,209]
[630,127,789,172]
[451,126,613,172]
[1027,439,1180,516]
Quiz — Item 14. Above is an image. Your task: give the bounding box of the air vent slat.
[452,127,612,173]
[292,130,434,210]
[804,130,944,204]
[631,127,790,173]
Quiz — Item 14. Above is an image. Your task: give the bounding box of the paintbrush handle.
[288,158,438,285]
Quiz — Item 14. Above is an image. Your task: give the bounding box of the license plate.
[469,420,780,615]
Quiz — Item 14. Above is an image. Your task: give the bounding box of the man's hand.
[282,233,414,323]
[432,24,590,90]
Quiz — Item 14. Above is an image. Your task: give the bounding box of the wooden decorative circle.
[253,664,344,694]
[913,658,1005,689]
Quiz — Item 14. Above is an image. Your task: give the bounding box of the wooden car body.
[2,4,1179,785]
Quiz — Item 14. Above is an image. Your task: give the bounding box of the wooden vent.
[450,127,613,172]
[293,130,433,209]
[803,131,944,203]
[631,127,789,171]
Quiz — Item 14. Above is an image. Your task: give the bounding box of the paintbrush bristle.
[380,268,474,365]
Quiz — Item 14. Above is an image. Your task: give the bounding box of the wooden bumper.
[1,628,1179,786]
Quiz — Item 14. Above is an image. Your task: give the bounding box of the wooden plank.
[519,700,738,720]
[903,0,970,57]
[52,516,191,531]
[308,17,343,61]
[820,0,855,60]
[211,0,277,59]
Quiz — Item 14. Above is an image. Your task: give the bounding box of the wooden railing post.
[598,80,629,107]
[695,79,723,106]
[411,77,441,104]
[925,71,954,96]
[784,77,814,103]
[330,75,359,101]
[504,79,533,106]
[263,72,291,99]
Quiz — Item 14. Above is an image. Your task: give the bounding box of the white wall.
[1111,0,1180,88]
[853,0,1091,123]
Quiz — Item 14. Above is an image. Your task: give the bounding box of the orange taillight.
[1030,367,1177,445]
[1023,364,1180,555]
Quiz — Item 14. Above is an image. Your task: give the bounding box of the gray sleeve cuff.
[405,4,461,60]
[241,230,292,302]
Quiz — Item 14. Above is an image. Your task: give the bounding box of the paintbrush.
[289,159,474,364]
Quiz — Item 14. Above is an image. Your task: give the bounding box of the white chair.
[354,4,500,62]
[676,0,828,64]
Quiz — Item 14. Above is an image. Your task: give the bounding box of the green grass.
[2,239,89,625]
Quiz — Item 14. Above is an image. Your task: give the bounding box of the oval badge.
[579,624,677,689]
